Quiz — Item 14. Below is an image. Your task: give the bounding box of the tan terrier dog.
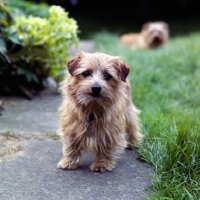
[119,21,169,50]
[57,51,143,172]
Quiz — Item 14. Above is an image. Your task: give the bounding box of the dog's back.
[119,33,147,50]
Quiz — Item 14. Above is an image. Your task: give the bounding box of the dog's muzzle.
[91,82,101,96]
[153,36,161,43]
[150,35,162,48]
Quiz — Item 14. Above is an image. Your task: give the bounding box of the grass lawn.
[93,32,200,199]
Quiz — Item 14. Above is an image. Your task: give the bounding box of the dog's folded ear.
[142,22,150,31]
[67,51,84,76]
[160,21,169,31]
[119,62,130,82]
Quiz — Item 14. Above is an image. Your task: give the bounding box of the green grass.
[46,132,60,139]
[93,32,200,199]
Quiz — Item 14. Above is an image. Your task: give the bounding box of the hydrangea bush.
[11,5,79,81]
[0,2,79,98]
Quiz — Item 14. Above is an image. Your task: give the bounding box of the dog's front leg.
[90,153,115,173]
[57,141,81,170]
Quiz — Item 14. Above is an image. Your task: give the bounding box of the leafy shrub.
[8,0,50,18]
[0,1,24,95]
[0,2,79,98]
[11,5,79,81]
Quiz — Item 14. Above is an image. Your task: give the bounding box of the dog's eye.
[82,71,91,77]
[103,73,112,81]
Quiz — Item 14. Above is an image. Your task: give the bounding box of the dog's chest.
[85,123,94,137]
[84,113,99,138]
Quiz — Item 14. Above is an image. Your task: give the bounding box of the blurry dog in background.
[119,21,169,50]
[57,51,143,172]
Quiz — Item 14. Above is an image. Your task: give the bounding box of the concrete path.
[0,41,152,200]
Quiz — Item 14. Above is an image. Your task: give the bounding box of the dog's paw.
[90,161,114,173]
[57,157,78,170]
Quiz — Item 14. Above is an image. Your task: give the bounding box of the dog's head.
[142,21,169,49]
[65,51,130,108]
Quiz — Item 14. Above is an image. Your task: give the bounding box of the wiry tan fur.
[57,51,143,172]
[119,21,169,50]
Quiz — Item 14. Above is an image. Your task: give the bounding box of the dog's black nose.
[154,36,159,40]
[91,82,101,95]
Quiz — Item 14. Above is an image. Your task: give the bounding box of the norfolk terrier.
[119,21,169,50]
[57,51,143,172]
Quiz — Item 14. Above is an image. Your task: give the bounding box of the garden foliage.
[0,0,79,98]
[9,0,50,18]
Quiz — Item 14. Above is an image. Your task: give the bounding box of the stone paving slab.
[0,138,150,200]
[0,94,61,134]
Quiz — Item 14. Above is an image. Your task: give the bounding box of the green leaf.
[31,74,39,83]
[17,67,32,82]
[0,36,6,54]
[17,66,38,83]
[8,32,21,45]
